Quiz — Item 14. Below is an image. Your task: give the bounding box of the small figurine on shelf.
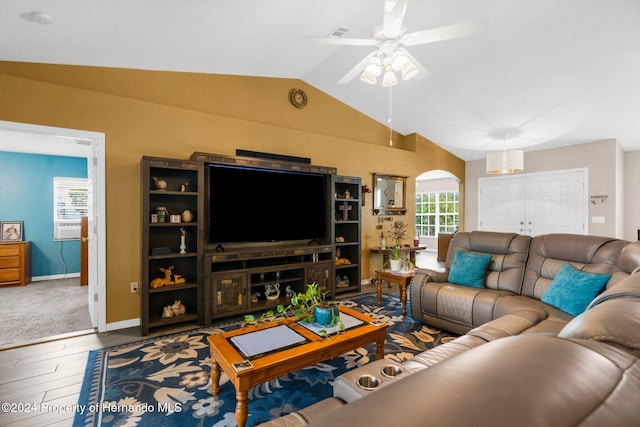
[162,300,186,318]
[335,248,351,266]
[285,285,294,297]
[152,177,168,191]
[150,266,175,289]
[180,181,190,192]
[181,209,193,223]
[171,300,186,316]
[251,292,260,303]
[336,275,348,288]
[265,283,280,300]
[155,206,169,223]
[162,305,173,318]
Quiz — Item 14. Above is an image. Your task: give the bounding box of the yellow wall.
[0,61,464,324]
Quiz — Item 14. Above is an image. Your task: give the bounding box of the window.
[416,191,459,237]
[53,177,89,240]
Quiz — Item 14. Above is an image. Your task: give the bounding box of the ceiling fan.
[305,0,480,86]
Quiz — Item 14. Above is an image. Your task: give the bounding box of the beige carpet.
[0,278,93,348]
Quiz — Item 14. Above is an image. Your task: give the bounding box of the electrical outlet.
[131,282,139,293]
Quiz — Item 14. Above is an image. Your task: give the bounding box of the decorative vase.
[180,235,186,254]
[390,259,402,272]
[314,305,336,326]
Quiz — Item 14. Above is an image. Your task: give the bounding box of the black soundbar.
[236,149,311,165]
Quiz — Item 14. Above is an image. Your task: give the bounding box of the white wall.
[624,150,640,241]
[465,139,632,240]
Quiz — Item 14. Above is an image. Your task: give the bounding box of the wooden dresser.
[0,241,31,286]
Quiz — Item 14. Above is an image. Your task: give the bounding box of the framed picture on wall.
[1,221,24,242]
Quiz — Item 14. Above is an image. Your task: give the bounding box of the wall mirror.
[373,173,407,215]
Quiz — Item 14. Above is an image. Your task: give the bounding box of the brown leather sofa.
[410,231,631,335]
[259,233,640,426]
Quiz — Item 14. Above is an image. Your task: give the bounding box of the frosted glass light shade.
[391,49,410,71]
[486,150,524,174]
[364,54,383,77]
[402,61,419,80]
[382,67,398,87]
[360,71,377,85]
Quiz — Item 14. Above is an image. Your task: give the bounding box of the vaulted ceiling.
[1,0,639,160]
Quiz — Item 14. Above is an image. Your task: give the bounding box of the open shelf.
[141,156,205,335]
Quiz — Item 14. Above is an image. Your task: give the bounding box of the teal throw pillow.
[448,250,492,288]
[541,263,610,316]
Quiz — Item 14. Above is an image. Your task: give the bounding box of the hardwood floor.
[0,250,438,426]
[0,328,144,426]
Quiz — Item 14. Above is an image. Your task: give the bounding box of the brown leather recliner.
[307,268,640,427]
[410,231,630,335]
[260,238,640,426]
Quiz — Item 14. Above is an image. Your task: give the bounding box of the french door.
[479,168,587,236]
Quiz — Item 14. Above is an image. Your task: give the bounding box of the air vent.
[330,27,350,38]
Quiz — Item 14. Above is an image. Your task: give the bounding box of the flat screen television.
[207,163,328,245]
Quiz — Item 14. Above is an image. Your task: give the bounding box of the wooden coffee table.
[207,306,387,427]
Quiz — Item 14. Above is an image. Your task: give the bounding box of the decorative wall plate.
[289,88,308,108]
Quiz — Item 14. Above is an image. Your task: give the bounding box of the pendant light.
[486,133,524,174]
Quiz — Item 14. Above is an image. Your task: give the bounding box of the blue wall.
[0,152,87,277]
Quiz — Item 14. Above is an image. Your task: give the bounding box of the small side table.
[370,245,426,269]
[376,269,416,316]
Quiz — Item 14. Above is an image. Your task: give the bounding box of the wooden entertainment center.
[140,153,361,334]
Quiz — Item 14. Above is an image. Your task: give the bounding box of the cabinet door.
[212,272,247,315]
[307,262,332,294]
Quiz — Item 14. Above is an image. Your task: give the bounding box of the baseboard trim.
[105,318,140,331]
[32,272,81,281]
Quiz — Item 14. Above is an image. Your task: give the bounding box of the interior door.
[80,216,88,286]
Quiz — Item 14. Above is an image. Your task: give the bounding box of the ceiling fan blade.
[303,36,377,47]
[398,47,430,80]
[401,20,481,46]
[382,0,408,37]
[338,51,377,85]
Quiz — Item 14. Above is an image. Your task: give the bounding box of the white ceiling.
[1,0,639,161]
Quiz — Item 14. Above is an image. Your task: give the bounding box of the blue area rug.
[74,293,454,426]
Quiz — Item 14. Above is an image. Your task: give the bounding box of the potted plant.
[389,246,402,272]
[245,283,344,334]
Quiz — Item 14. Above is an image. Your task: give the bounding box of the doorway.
[415,170,461,268]
[0,120,106,341]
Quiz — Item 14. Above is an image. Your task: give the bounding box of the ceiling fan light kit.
[309,0,478,88]
[359,47,419,87]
